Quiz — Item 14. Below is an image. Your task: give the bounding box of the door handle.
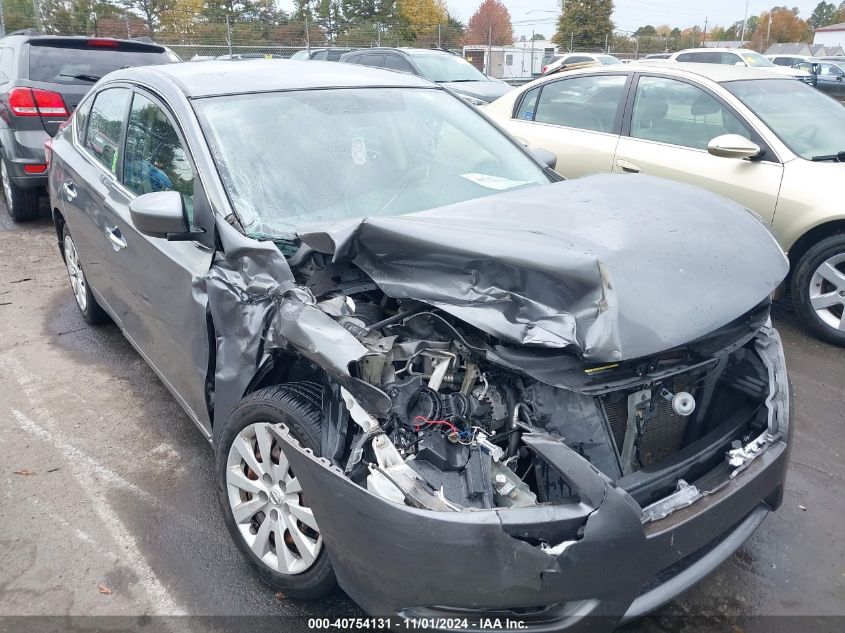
[63,182,77,201]
[105,225,127,251]
[616,159,641,173]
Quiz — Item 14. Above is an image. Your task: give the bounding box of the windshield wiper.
[58,73,102,82]
[811,151,845,162]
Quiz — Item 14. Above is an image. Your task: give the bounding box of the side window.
[383,55,414,74]
[772,57,790,66]
[123,92,195,220]
[675,53,695,62]
[820,63,843,77]
[720,53,742,65]
[515,86,541,120]
[565,55,592,64]
[312,50,328,60]
[533,75,627,133]
[358,53,385,67]
[630,76,752,150]
[505,54,514,65]
[84,87,131,174]
[74,96,94,144]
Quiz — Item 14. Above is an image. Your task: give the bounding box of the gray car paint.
[47,60,792,625]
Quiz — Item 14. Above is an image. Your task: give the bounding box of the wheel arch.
[53,206,66,259]
[786,219,845,281]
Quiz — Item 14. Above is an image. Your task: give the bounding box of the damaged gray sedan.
[48,60,792,628]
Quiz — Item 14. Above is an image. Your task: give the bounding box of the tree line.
[1,0,515,48]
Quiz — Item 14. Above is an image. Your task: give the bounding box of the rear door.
[24,38,172,134]
[58,85,133,311]
[502,73,630,177]
[613,74,783,223]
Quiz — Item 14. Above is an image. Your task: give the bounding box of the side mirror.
[129,191,188,238]
[707,134,762,160]
[530,147,557,170]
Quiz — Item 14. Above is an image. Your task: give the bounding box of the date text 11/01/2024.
[308,618,528,630]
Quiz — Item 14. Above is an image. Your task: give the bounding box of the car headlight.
[458,94,488,107]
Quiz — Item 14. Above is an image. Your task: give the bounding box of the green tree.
[122,0,174,37]
[809,1,839,27]
[634,24,656,36]
[555,0,614,50]
[315,0,346,42]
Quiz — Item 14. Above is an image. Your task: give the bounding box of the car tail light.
[9,88,69,117]
[23,164,47,174]
[44,139,53,169]
[87,38,119,48]
[542,65,548,73]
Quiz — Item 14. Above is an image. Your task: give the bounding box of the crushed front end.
[206,177,792,629]
[272,290,790,629]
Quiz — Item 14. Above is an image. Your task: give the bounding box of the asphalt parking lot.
[0,202,842,633]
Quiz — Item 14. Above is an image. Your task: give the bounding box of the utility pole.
[31,0,43,32]
[0,0,6,38]
[438,24,441,48]
[765,12,772,52]
[487,26,492,75]
[226,15,233,57]
[530,30,534,76]
[703,17,708,45]
[739,0,750,45]
[604,33,609,53]
[124,13,130,38]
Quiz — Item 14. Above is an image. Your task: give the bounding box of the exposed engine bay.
[292,251,779,516]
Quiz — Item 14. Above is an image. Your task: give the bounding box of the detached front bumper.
[274,328,791,631]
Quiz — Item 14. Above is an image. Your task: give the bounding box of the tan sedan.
[485,62,845,346]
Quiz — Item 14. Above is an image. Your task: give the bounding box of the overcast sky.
[276,1,827,39]
[447,0,825,39]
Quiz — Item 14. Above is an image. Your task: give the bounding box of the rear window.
[27,41,170,85]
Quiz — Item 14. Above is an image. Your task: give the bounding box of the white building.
[813,22,845,48]
[463,46,547,81]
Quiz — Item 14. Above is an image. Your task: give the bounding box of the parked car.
[0,33,172,221]
[667,48,813,84]
[215,53,285,60]
[289,47,354,61]
[485,62,845,346]
[643,53,671,59]
[542,52,622,75]
[339,47,513,105]
[793,59,845,101]
[48,59,792,627]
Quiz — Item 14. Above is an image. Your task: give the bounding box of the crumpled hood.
[441,80,514,102]
[298,174,788,362]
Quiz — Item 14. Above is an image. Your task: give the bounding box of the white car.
[485,62,845,345]
[668,48,813,84]
[542,52,622,75]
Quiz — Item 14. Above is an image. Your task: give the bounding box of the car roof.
[1,33,165,51]
[674,48,759,54]
[106,59,435,98]
[559,61,788,83]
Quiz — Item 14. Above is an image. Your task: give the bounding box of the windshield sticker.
[461,173,534,191]
[351,137,367,165]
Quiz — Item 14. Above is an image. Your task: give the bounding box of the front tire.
[216,384,336,600]
[791,234,845,347]
[62,225,107,325]
[2,158,40,222]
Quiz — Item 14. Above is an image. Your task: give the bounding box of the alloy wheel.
[226,422,322,575]
[1,161,13,214]
[809,253,845,332]
[63,234,88,312]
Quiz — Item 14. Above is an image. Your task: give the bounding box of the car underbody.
[198,176,791,627]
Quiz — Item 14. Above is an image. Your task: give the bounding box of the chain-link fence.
[0,5,726,68]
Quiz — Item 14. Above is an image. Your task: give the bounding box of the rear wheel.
[1,158,40,222]
[791,234,845,347]
[216,384,336,599]
[62,225,107,324]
